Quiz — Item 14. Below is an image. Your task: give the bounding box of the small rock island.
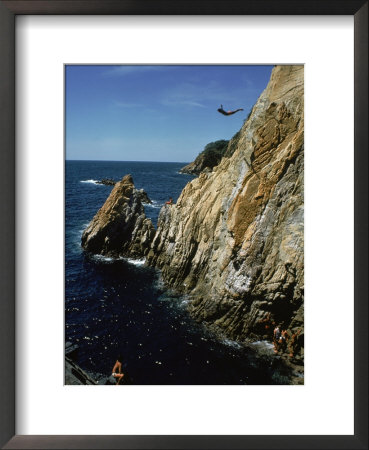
[81,174,155,258]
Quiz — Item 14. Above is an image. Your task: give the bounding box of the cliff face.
[81,175,155,258]
[148,66,304,355]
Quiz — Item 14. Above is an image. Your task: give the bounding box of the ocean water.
[65,160,293,384]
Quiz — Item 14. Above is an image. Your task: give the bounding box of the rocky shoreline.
[180,139,229,175]
[80,65,304,377]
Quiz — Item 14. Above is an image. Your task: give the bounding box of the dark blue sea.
[65,160,293,384]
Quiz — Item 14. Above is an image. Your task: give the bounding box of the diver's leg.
[116,373,124,385]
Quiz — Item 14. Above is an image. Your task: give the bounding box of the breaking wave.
[90,254,146,267]
[80,179,100,185]
[145,200,162,209]
[125,258,146,266]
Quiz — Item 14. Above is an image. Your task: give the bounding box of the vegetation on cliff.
[180,139,229,175]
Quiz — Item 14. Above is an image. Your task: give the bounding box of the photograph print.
[65,64,304,385]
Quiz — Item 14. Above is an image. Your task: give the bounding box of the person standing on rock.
[280,329,289,353]
[112,355,124,385]
[165,197,173,205]
[273,325,281,354]
[288,329,302,358]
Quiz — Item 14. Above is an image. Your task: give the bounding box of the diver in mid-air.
[217,104,244,116]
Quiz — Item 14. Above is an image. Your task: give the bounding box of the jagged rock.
[137,188,152,204]
[65,356,97,385]
[96,178,116,186]
[94,179,152,204]
[148,66,304,359]
[81,174,155,257]
[65,341,79,360]
[101,372,133,385]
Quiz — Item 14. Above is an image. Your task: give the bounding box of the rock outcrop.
[96,178,116,186]
[65,356,97,385]
[136,189,152,204]
[147,66,304,359]
[180,140,229,175]
[81,175,155,258]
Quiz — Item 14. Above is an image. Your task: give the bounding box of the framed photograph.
[64,63,304,388]
[0,1,367,449]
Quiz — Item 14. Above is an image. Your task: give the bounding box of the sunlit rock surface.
[147,66,304,358]
[81,174,155,258]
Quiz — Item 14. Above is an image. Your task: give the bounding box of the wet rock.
[96,178,116,186]
[65,341,79,360]
[81,174,155,258]
[100,372,133,385]
[65,356,97,385]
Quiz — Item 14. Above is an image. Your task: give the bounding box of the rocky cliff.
[147,66,304,359]
[81,175,155,258]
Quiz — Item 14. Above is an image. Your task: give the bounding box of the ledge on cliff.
[81,174,155,258]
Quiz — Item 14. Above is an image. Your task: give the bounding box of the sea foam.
[125,258,146,266]
[223,339,242,349]
[80,179,100,185]
[145,200,162,209]
[91,254,114,263]
[90,254,146,266]
[251,340,275,352]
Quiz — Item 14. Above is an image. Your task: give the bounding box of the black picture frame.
[0,1,367,449]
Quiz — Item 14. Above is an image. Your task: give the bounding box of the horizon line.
[66,159,191,164]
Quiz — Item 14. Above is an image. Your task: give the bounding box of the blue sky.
[66,65,273,162]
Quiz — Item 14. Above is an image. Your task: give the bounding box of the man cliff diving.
[217,104,244,116]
